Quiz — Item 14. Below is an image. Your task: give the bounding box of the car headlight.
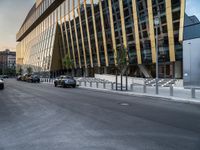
[64,80,69,84]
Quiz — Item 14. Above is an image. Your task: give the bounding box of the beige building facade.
[16,0,185,78]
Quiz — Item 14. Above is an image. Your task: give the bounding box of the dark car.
[0,75,8,79]
[2,75,8,78]
[54,76,76,88]
[0,79,4,90]
[27,75,40,83]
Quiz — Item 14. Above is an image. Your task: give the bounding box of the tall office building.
[16,0,185,78]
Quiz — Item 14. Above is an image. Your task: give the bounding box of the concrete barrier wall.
[94,74,183,87]
[174,80,183,87]
[94,74,145,86]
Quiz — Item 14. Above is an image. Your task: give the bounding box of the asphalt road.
[0,79,200,150]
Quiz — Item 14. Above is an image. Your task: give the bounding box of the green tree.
[27,67,33,74]
[116,45,128,74]
[115,45,129,91]
[62,54,73,75]
[17,67,23,75]
[19,67,23,75]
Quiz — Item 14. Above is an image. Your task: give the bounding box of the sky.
[186,0,200,20]
[0,0,34,51]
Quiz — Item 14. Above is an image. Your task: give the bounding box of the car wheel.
[72,85,76,88]
[62,83,65,88]
[54,83,57,87]
[0,85,4,90]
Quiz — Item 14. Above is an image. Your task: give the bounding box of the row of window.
[17,0,182,72]
[59,0,182,69]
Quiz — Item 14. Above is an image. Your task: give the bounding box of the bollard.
[111,83,114,90]
[90,82,92,87]
[155,78,159,95]
[143,84,147,93]
[96,82,99,88]
[191,88,196,98]
[103,82,106,89]
[170,85,173,96]
[130,84,134,91]
[84,81,86,87]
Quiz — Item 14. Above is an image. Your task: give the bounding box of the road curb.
[78,86,200,105]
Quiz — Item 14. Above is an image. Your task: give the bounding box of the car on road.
[27,75,40,83]
[17,75,22,81]
[0,75,8,79]
[0,79,4,90]
[21,74,31,82]
[54,76,76,88]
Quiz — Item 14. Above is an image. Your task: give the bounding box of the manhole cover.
[119,103,130,106]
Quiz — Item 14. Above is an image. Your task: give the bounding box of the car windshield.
[59,76,73,79]
[64,77,73,79]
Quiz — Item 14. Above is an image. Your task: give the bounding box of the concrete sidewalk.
[41,79,200,105]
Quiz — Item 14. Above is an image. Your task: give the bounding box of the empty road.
[0,79,200,150]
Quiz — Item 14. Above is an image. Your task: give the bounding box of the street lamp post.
[48,55,51,80]
[154,16,160,94]
[38,57,40,77]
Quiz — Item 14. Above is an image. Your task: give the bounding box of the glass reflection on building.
[16,0,184,78]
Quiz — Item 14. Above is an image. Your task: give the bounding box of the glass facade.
[16,0,184,78]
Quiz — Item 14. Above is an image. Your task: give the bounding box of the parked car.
[21,74,31,81]
[54,76,76,88]
[0,75,8,79]
[0,79,4,90]
[17,75,22,81]
[3,75,8,78]
[27,75,40,83]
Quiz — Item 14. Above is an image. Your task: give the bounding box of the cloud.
[0,0,34,51]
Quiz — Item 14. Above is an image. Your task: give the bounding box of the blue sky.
[186,0,200,20]
[0,0,34,51]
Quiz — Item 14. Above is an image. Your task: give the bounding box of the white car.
[0,79,4,90]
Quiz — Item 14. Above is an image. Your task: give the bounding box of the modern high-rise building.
[16,0,185,78]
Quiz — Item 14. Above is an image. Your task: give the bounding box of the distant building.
[0,49,16,75]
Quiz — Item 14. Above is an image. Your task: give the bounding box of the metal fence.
[41,77,200,100]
